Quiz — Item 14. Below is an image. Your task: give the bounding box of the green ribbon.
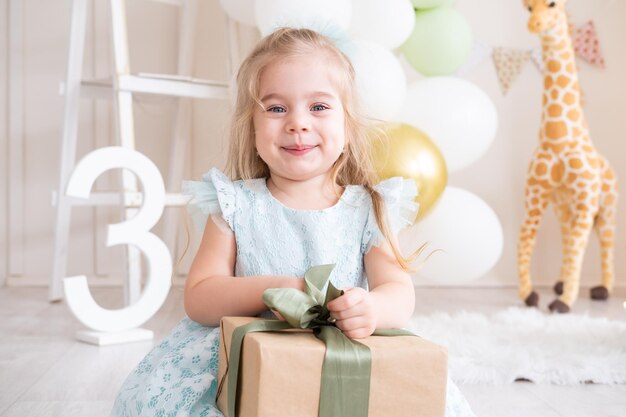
[225,264,415,417]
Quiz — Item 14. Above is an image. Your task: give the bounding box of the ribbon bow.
[223,264,413,417]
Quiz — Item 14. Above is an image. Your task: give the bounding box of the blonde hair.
[226,27,420,271]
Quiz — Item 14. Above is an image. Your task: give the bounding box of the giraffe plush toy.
[518,0,618,313]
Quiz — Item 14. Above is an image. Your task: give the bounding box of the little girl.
[111,28,475,417]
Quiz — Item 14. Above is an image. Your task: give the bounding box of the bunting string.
[457,19,608,95]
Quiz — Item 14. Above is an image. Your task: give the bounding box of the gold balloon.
[370,123,447,222]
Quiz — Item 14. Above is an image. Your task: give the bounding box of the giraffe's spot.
[531,197,539,205]
[549,141,568,154]
[535,162,548,176]
[567,109,580,122]
[589,157,599,168]
[529,178,551,189]
[602,230,614,239]
[569,158,583,169]
[577,182,586,188]
[548,104,563,117]
[582,144,593,153]
[551,161,563,183]
[566,62,576,74]
[591,183,599,191]
[567,173,577,183]
[563,92,576,105]
[557,75,570,88]
[560,52,571,60]
[605,169,615,180]
[537,152,552,160]
[548,60,561,72]
[545,36,556,43]
[591,197,598,206]
[529,209,542,217]
[581,170,595,180]
[544,77,553,89]
[556,40,567,50]
[551,89,560,100]
[579,191,588,200]
[604,194,615,205]
[545,121,568,139]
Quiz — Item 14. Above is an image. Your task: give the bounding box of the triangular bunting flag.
[492,47,532,95]
[530,47,544,73]
[455,40,494,77]
[573,20,606,68]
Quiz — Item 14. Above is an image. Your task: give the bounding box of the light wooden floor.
[1,285,625,417]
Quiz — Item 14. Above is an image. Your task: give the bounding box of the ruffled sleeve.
[181,168,236,234]
[361,177,419,253]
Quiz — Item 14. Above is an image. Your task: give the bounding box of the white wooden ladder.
[51,0,232,303]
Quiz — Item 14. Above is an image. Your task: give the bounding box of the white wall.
[1,0,625,289]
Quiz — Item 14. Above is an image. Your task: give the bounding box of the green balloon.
[401,7,472,76]
[411,0,455,9]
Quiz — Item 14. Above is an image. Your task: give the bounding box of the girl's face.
[253,54,346,182]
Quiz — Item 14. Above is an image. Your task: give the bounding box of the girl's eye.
[528,6,532,11]
[548,1,556,7]
[267,106,286,113]
[311,104,329,111]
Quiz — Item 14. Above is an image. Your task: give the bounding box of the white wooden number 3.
[64,147,172,333]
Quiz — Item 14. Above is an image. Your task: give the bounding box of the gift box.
[217,316,448,417]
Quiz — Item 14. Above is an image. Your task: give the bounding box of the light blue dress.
[111,168,475,417]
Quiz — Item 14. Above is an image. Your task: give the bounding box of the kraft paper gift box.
[216,316,448,417]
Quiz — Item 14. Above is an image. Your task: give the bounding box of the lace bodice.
[182,168,418,290]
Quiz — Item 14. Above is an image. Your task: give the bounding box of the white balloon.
[255,0,352,36]
[398,77,498,173]
[349,0,415,49]
[350,41,407,121]
[399,187,503,284]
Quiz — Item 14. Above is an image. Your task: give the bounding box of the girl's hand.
[326,287,377,339]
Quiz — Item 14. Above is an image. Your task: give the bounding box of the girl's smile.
[281,144,318,156]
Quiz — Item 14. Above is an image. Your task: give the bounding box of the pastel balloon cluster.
[220,0,412,122]
[220,0,503,284]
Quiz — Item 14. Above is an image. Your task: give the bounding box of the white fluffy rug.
[408,307,626,385]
